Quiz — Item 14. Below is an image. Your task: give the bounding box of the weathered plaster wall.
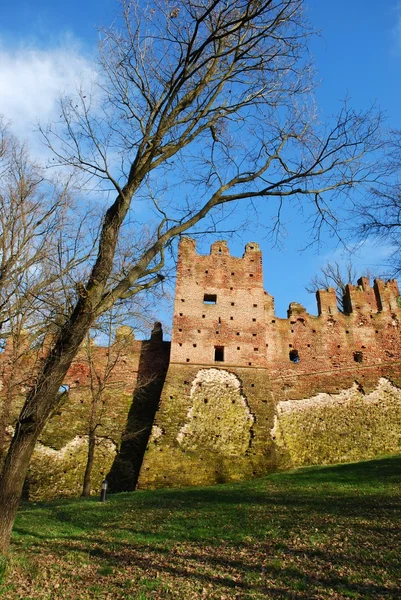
[271,378,401,468]
[28,436,117,502]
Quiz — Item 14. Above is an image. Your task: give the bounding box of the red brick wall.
[171,238,401,380]
[171,238,269,368]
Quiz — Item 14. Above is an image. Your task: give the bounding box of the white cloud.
[0,39,96,149]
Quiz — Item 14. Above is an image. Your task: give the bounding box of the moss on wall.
[1,386,133,500]
[139,366,274,488]
[177,369,254,455]
[27,387,134,499]
[40,387,133,449]
[28,436,116,501]
[271,378,401,467]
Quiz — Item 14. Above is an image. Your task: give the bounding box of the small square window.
[214,346,224,362]
[204,294,217,304]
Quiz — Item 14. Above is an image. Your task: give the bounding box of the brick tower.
[170,237,268,368]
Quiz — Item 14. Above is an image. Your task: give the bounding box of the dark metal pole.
[100,479,108,502]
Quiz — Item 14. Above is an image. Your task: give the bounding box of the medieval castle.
[1,237,401,499]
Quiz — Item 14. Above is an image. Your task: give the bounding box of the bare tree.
[0,0,384,552]
[0,118,95,335]
[0,120,98,468]
[80,298,159,497]
[80,325,124,498]
[0,119,59,332]
[306,261,358,313]
[355,130,401,275]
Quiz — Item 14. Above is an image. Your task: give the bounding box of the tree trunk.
[0,424,38,554]
[0,302,93,553]
[81,430,96,497]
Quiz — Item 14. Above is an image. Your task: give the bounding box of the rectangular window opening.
[214,346,224,362]
[204,293,217,304]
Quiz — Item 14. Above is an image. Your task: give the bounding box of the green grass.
[1,455,401,599]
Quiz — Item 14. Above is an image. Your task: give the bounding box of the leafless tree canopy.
[0,119,97,339]
[355,131,401,275]
[42,0,383,313]
[306,261,358,313]
[0,0,385,553]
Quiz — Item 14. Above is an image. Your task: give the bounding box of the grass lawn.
[1,455,400,599]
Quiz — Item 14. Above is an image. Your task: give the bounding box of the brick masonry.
[137,237,401,488]
[1,237,401,498]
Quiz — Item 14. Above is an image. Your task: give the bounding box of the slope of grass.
[1,455,401,599]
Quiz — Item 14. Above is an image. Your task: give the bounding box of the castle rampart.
[169,237,401,379]
[1,237,401,498]
[138,238,401,489]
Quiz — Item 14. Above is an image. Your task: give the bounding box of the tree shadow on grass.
[11,455,401,598]
[10,527,401,599]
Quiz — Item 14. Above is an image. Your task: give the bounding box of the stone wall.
[1,237,401,498]
[0,328,171,500]
[137,238,401,488]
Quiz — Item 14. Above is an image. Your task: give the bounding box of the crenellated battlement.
[2,237,401,498]
[341,277,400,315]
[171,238,401,373]
[139,239,401,491]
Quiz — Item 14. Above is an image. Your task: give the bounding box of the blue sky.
[1,0,401,321]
